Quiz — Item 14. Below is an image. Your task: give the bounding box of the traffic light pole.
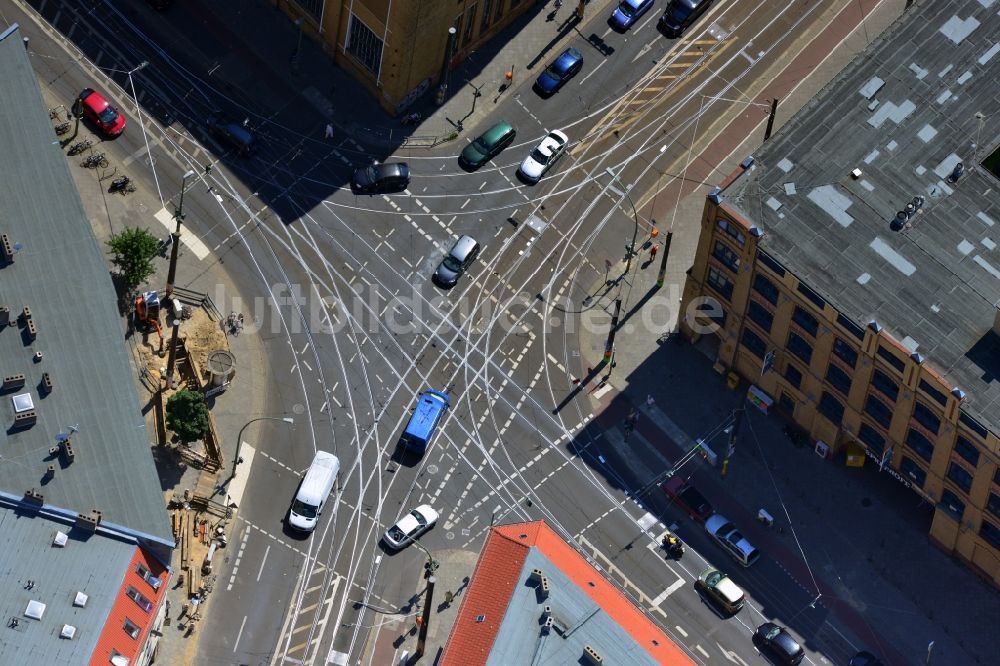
[165,170,196,298]
[603,299,622,363]
[721,409,744,478]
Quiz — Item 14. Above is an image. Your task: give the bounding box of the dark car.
[849,651,884,666]
[459,121,516,169]
[662,476,714,522]
[352,162,410,194]
[535,47,583,96]
[206,116,255,156]
[433,235,480,288]
[658,0,714,37]
[753,623,804,665]
[78,88,126,137]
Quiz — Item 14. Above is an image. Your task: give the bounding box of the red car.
[662,476,714,522]
[78,88,126,136]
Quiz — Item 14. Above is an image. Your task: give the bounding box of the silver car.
[433,235,480,288]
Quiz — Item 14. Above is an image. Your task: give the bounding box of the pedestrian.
[324,123,334,139]
[650,243,659,260]
[646,394,655,407]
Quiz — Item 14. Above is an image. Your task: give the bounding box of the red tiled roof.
[440,521,693,666]
[89,547,170,666]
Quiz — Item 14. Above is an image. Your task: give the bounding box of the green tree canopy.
[106,227,159,293]
[165,390,209,445]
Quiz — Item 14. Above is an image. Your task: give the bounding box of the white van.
[288,451,339,532]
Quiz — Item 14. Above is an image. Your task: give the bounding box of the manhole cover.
[206,349,235,374]
[427,464,439,474]
[292,403,306,415]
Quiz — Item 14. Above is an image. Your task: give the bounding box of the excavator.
[134,291,164,354]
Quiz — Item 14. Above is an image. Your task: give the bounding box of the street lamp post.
[605,168,641,279]
[291,17,305,72]
[230,416,294,480]
[436,27,458,106]
[164,317,181,389]
[407,538,439,664]
[165,170,197,298]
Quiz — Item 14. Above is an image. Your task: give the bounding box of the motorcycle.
[400,111,422,126]
[664,534,684,559]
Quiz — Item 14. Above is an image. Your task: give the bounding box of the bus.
[400,390,450,455]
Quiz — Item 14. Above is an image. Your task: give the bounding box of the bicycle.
[67,139,92,156]
[81,153,109,169]
[54,121,72,135]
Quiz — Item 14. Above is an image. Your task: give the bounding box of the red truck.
[662,476,714,523]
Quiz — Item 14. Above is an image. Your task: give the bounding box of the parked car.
[848,651,884,666]
[658,0,714,37]
[78,88,126,137]
[753,622,804,665]
[705,514,760,567]
[383,504,439,550]
[352,162,410,194]
[610,0,656,31]
[662,476,714,522]
[459,121,516,169]
[534,47,583,96]
[206,115,255,155]
[695,568,745,616]
[433,235,480,288]
[518,130,568,183]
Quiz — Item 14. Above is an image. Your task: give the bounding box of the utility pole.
[721,409,743,478]
[603,299,622,363]
[763,97,779,141]
[165,170,197,299]
[655,231,673,288]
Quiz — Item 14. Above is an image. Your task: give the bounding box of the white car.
[704,513,761,567]
[518,129,569,183]
[383,504,439,550]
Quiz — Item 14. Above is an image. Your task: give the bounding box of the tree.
[165,390,209,445]
[107,227,159,293]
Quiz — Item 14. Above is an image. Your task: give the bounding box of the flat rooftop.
[722,2,1000,433]
[0,25,172,548]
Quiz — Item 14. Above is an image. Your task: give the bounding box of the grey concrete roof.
[487,548,663,666]
[0,25,172,547]
[721,1,1000,434]
[0,505,136,664]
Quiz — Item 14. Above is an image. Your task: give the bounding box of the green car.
[459,121,516,169]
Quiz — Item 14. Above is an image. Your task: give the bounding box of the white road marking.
[651,578,685,605]
[256,545,271,582]
[579,59,608,85]
[233,615,248,652]
[153,207,210,259]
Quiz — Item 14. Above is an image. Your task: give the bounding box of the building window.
[959,411,989,439]
[818,392,844,424]
[695,301,726,330]
[716,218,746,246]
[911,401,941,434]
[346,15,384,75]
[297,0,322,20]
[946,463,973,493]
[481,0,494,31]
[938,488,965,522]
[857,422,885,454]
[125,585,154,613]
[836,312,865,340]
[791,306,819,337]
[123,618,141,639]
[752,273,778,305]
[979,519,1000,551]
[864,395,893,428]
[757,249,786,276]
[741,327,766,358]
[494,0,505,22]
[870,369,899,402]
[463,3,478,45]
[796,282,826,309]
[787,332,813,365]
[778,392,795,414]
[832,337,858,367]
[876,345,906,373]
[747,301,773,332]
[825,363,852,396]
[783,362,802,389]
[987,492,1000,520]
[713,240,740,271]
[905,428,934,462]
[953,436,980,467]
[899,456,926,487]
[918,379,948,407]
[707,267,734,300]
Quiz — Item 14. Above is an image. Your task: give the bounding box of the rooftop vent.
[52,531,68,548]
[73,592,88,607]
[60,624,76,639]
[475,614,486,623]
[24,600,46,620]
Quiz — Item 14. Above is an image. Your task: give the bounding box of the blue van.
[401,390,450,455]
